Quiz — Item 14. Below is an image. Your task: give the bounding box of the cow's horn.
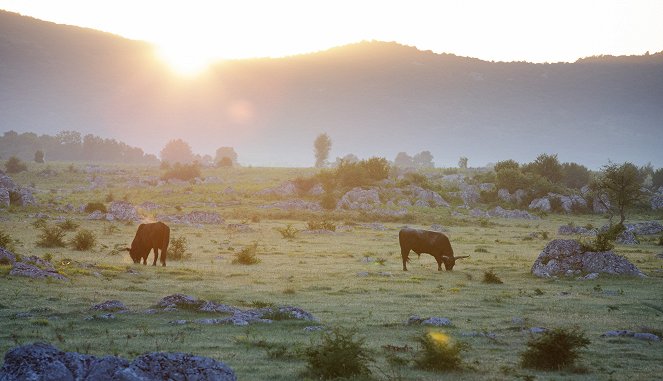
[453,255,470,260]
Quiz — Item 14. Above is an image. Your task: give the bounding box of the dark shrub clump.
[169,236,191,261]
[84,202,107,214]
[304,327,373,379]
[70,229,96,251]
[413,331,469,371]
[36,225,66,248]
[232,243,260,265]
[520,327,590,370]
[483,270,503,284]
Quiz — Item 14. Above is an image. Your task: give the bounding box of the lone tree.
[215,147,238,167]
[314,133,332,168]
[592,162,644,226]
[458,156,468,169]
[160,138,195,164]
[34,150,45,163]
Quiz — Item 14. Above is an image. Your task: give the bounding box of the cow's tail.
[161,225,170,266]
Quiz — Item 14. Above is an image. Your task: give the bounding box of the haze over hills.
[1,10,662,168]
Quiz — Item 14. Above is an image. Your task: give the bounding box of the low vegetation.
[35,225,66,248]
[232,243,260,265]
[413,331,469,371]
[304,327,373,379]
[168,236,191,261]
[520,327,590,370]
[70,229,96,251]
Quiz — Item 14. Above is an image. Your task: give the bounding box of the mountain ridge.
[1,10,662,168]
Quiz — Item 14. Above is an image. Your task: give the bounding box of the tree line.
[0,130,159,164]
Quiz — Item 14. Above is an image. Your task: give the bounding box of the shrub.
[34,150,45,163]
[31,218,48,229]
[70,230,96,251]
[169,236,191,261]
[483,270,503,284]
[0,230,16,253]
[232,243,260,265]
[320,192,338,211]
[304,327,373,379]
[549,196,564,213]
[520,327,590,370]
[307,219,336,231]
[580,224,624,252]
[161,162,201,181]
[5,156,27,174]
[658,234,663,246]
[56,218,79,231]
[36,225,66,248]
[413,331,469,371]
[276,224,299,239]
[84,202,107,213]
[293,176,318,196]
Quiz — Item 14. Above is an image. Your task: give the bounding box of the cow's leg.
[142,255,147,265]
[152,249,159,266]
[401,248,410,271]
[161,249,166,267]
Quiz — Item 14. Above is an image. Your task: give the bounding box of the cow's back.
[399,228,451,255]
[134,222,169,249]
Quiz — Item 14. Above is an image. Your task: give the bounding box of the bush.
[5,156,27,174]
[70,229,96,251]
[658,234,663,246]
[520,327,590,370]
[56,218,79,231]
[304,327,373,379]
[580,224,624,252]
[161,162,201,181]
[549,196,564,213]
[293,176,318,196]
[34,150,45,163]
[307,219,336,231]
[84,202,107,213]
[320,192,338,211]
[276,224,299,239]
[232,243,260,265]
[413,331,469,371]
[36,225,66,248]
[169,236,191,261]
[0,230,16,252]
[483,270,503,284]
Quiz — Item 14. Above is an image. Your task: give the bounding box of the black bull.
[125,222,170,266]
[399,228,469,271]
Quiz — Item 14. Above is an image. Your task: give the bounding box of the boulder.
[337,187,381,210]
[157,211,224,225]
[557,225,597,236]
[0,342,237,381]
[497,188,513,203]
[531,239,645,278]
[10,262,68,281]
[91,300,128,312]
[108,201,139,221]
[529,197,551,212]
[256,181,297,197]
[488,206,539,220]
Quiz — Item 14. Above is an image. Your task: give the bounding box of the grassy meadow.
[1,162,662,380]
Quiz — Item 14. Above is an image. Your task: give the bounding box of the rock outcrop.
[531,239,645,278]
[0,342,236,381]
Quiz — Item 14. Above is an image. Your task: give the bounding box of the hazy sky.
[1,0,662,74]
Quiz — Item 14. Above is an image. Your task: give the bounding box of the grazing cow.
[125,222,170,266]
[399,228,468,271]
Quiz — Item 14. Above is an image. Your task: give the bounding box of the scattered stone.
[0,188,9,208]
[304,326,325,332]
[256,181,297,197]
[616,230,639,245]
[170,320,188,325]
[511,317,525,325]
[601,331,660,341]
[430,224,447,232]
[87,210,106,220]
[602,330,633,337]
[623,222,663,236]
[226,223,255,233]
[356,272,370,277]
[0,342,238,381]
[579,272,600,280]
[529,327,547,334]
[157,211,224,225]
[360,223,387,231]
[529,197,551,212]
[157,294,204,310]
[488,206,539,220]
[260,199,322,211]
[91,300,128,312]
[531,239,645,278]
[558,225,597,236]
[461,331,498,339]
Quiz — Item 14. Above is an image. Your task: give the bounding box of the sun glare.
[156,44,219,77]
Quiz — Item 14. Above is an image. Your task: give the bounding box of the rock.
[0,188,9,208]
[108,201,139,221]
[558,225,597,236]
[497,188,513,203]
[0,247,16,265]
[87,210,106,220]
[531,239,646,278]
[651,193,663,210]
[616,230,639,245]
[459,184,480,206]
[256,181,297,197]
[529,327,547,334]
[511,317,525,325]
[558,194,587,213]
[602,330,634,337]
[10,262,67,281]
[226,223,255,233]
[0,342,237,381]
[406,185,449,207]
[361,223,387,231]
[430,224,447,232]
[633,333,661,341]
[593,194,611,213]
[529,197,551,212]
[623,222,663,236]
[0,171,18,190]
[579,272,600,280]
[406,315,452,326]
[488,206,539,220]
[157,211,224,225]
[337,187,381,210]
[157,294,203,310]
[91,300,128,312]
[304,326,325,332]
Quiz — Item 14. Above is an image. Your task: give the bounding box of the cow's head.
[124,247,140,264]
[441,255,470,270]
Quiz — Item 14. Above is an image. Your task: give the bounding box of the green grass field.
[1,162,662,380]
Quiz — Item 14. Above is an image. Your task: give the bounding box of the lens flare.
[428,331,450,345]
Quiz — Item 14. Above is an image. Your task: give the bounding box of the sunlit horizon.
[1,0,662,76]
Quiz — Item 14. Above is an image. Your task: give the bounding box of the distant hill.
[2,10,662,168]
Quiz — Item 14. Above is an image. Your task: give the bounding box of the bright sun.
[156,44,219,77]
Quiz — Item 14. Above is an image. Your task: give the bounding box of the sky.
[1,0,662,75]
